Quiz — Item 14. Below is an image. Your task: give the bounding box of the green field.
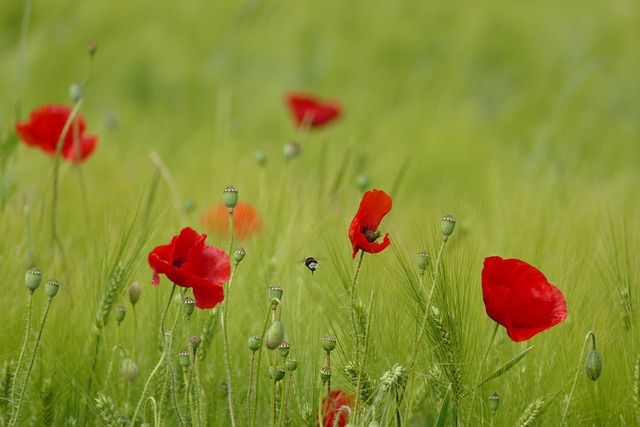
[1,0,639,426]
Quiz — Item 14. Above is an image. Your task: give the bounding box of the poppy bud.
[321,336,337,353]
[255,149,267,167]
[278,341,291,358]
[223,186,238,210]
[128,281,141,306]
[183,297,195,317]
[248,335,261,352]
[265,320,285,350]
[121,358,138,382]
[268,285,283,305]
[25,267,43,292]
[440,215,456,240]
[417,252,430,274]
[285,358,298,372]
[69,82,84,103]
[115,306,126,324]
[355,173,370,191]
[488,392,500,413]
[87,42,97,57]
[45,279,60,300]
[585,349,602,381]
[269,366,286,382]
[283,141,301,160]
[178,350,191,369]
[320,367,332,383]
[190,336,201,351]
[234,247,246,264]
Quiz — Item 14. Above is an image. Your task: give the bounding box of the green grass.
[1,0,639,425]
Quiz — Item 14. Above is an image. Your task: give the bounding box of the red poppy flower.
[348,189,392,259]
[148,227,231,309]
[201,201,263,240]
[482,256,567,342]
[319,390,354,427]
[15,104,98,163]
[286,92,341,128]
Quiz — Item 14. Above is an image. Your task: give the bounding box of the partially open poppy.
[15,104,98,163]
[286,92,341,128]
[482,256,567,342]
[319,390,354,427]
[148,227,230,309]
[348,189,392,259]
[201,201,262,240]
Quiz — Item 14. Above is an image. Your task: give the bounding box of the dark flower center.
[363,228,382,243]
[173,258,184,268]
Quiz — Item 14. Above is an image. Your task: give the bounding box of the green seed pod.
[320,367,332,384]
[248,335,262,352]
[321,336,337,353]
[585,349,602,381]
[269,366,286,382]
[440,215,456,240]
[285,358,298,372]
[190,336,201,351]
[416,252,430,274]
[121,358,138,382]
[25,267,43,292]
[69,82,84,103]
[265,320,285,350]
[115,306,126,324]
[183,297,195,317]
[355,173,370,191]
[45,279,60,300]
[234,247,246,264]
[283,141,301,160]
[268,285,283,305]
[278,341,291,358]
[128,281,142,306]
[488,392,500,413]
[178,350,191,369]
[223,186,239,209]
[255,149,268,167]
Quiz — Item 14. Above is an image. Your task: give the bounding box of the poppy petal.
[192,284,225,309]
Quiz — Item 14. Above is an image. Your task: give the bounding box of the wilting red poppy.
[319,390,354,427]
[482,256,567,342]
[148,227,230,309]
[348,189,392,259]
[286,92,341,128]
[201,201,262,240]
[15,104,98,163]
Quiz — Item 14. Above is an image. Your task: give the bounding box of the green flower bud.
[278,341,291,358]
[223,186,238,210]
[440,215,456,240]
[417,252,430,274]
[45,279,60,300]
[234,247,246,264]
[190,336,201,351]
[183,297,195,317]
[248,335,262,352]
[121,358,138,382]
[264,320,285,350]
[128,281,142,306]
[585,349,602,381]
[268,285,283,305]
[255,149,267,167]
[87,42,98,57]
[69,82,84,103]
[488,392,500,413]
[285,358,298,372]
[355,173,370,191]
[321,336,337,353]
[115,306,126,324]
[269,366,286,382]
[25,267,43,292]
[178,350,191,369]
[283,141,301,160]
[320,367,332,384]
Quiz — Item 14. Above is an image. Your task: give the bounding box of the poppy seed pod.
[268,285,283,305]
[321,336,337,353]
[278,341,291,358]
[585,349,602,381]
[265,320,285,350]
[248,335,261,352]
[178,350,191,369]
[269,366,286,382]
[115,306,126,324]
[183,297,195,317]
[320,367,332,383]
[25,267,43,292]
[255,149,267,167]
[440,215,456,239]
[223,186,238,210]
[45,279,60,300]
[189,336,201,351]
[416,252,430,274]
[283,141,301,160]
[121,358,138,382]
[128,281,141,306]
[488,392,500,413]
[285,358,298,372]
[234,247,246,264]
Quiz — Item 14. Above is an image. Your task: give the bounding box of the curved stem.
[160,284,177,336]
[11,291,33,406]
[129,352,167,427]
[562,330,596,425]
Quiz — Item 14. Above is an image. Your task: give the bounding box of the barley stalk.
[515,397,547,427]
[95,392,120,427]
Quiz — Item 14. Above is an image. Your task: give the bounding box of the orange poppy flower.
[201,201,262,240]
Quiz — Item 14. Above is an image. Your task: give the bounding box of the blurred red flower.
[320,390,354,427]
[201,201,262,240]
[482,256,567,342]
[348,189,392,259]
[286,93,341,128]
[15,104,98,163]
[148,227,230,309]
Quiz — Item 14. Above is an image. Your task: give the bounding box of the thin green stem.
[280,373,292,427]
[129,350,167,427]
[562,330,597,425]
[160,284,177,336]
[354,290,375,424]
[247,351,256,427]
[158,304,182,423]
[104,324,121,391]
[272,360,278,427]
[228,209,235,259]
[193,353,203,427]
[221,256,240,427]
[11,291,34,407]
[9,298,52,427]
[351,250,365,423]
[183,368,194,427]
[251,304,275,427]
[82,323,102,427]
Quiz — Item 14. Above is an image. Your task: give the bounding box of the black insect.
[304,257,319,274]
